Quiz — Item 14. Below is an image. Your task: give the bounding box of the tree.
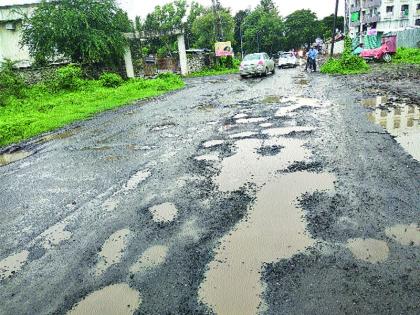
[234,9,250,54]
[320,14,345,40]
[185,1,206,49]
[260,0,277,13]
[284,10,321,50]
[191,9,235,49]
[21,0,131,65]
[242,7,285,55]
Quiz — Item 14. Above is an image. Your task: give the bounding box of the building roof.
[0,0,40,22]
[0,0,40,9]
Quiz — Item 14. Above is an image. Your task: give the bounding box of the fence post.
[124,46,135,78]
[177,33,189,76]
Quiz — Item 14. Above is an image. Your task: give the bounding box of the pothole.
[275,97,322,117]
[262,126,314,137]
[95,229,130,276]
[0,150,33,167]
[129,245,169,274]
[229,132,258,139]
[40,222,72,249]
[67,283,141,315]
[149,203,178,223]
[194,154,219,162]
[346,238,389,263]
[202,140,224,148]
[236,117,268,124]
[122,170,151,192]
[385,224,420,246]
[199,172,335,315]
[0,250,30,281]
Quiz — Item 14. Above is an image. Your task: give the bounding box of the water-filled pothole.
[0,250,30,281]
[0,150,32,166]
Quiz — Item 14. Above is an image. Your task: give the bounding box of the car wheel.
[383,53,392,63]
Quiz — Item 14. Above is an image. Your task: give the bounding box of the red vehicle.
[360,35,397,63]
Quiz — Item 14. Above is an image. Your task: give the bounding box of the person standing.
[307,46,318,72]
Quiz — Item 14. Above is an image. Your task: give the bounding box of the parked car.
[360,35,397,63]
[278,52,297,68]
[239,53,276,78]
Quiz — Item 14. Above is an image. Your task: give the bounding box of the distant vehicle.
[278,52,297,68]
[360,35,397,63]
[239,53,276,78]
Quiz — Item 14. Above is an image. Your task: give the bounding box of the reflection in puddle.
[0,250,30,281]
[367,103,420,161]
[0,150,32,166]
[215,137,309,192]
[95,229,130,276]
[41,222,72,249]
[385,224,420,246]
[67,283,141,315]
[194,154,219,162]
[202,140,224,148]
[361,96,387,108]
[347,238,389,263]
[122,170,151,192]
[130,245,169,274]
[149,203,178,223]
[236,117,267,124]
[199,172,335,315]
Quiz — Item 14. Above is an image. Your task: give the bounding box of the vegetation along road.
[1,66,419,314]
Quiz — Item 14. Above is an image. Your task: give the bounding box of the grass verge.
[0,76,184,148]
[187,67,239,78]
[393,47,420,64]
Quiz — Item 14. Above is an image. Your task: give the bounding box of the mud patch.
[149,203,178,223]
[40,222,72,249]
[257,145,283,156]
[199,172,335,315]
[385,224,420,246]
[0,150,32,167]
[150,123,176,132]
[262,96,281,104]
[284,161,323,173]
[37,128,80,143]
[347,238,389,263]
[67,283,141,315]
[0,250,30,281]
[95,229,130,276]
[129,245,169,274]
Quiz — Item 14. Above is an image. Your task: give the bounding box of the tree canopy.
[21,0,131,65]
[285,10,321,50]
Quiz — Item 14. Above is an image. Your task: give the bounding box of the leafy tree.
[242,6,285,55]
[234,9,250,55]
[191,9,235,49]
[284,9,321,50]
[21,0,131,66]
[320,14,345,40]
[185,1,206,49]
[259,0,278,13]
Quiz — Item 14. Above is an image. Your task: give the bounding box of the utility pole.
[330,0,340,56]
[240,23,244,59]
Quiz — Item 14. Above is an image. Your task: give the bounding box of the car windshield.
[244,54,262,61]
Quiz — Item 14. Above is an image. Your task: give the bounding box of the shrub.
[99,72,124,87]
[0,59,26,106]
[49,64,83,91]
[393,47,420,64]
[321,36,370,75]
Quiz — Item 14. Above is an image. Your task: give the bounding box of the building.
[349,0,420,39]
[0,1,40,67]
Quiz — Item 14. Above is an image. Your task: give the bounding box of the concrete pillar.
[177,33,189,76]
[124,46,135,79]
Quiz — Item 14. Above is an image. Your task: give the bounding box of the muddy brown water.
[0,150,32,167]
[67,283,141,315]
[149,203,178,223]
[130,245,169,274]
[199,172,336,315]
[40,222,72,250]
[346,238,389,263]
[385,224,420,246]
[0,250,29,281]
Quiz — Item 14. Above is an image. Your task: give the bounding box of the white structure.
[0,1,39,67]
[349,0,420,37]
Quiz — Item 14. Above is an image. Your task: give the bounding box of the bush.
[393,47,420,64]
[99,72,124,87]
[0,59,26,106]
[49,64,83,91]
[321,37,370,75]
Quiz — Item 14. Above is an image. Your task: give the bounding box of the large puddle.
[0,250,30,281]
[363,96,420,161]
[347,238,389,263]
[67,283,141,315]
[385,224,420,246]
[199,172,335,315]
[149,203,178,223]
[129,245,169,274]
[95,229,130,276]
[0,150,32,167]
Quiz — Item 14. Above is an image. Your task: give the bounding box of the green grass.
[393,47,420,64]
[0,76,184,147]
[320,55,370,75]
[187,67,239,78]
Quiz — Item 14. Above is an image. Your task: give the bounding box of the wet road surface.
[1,67,419,314]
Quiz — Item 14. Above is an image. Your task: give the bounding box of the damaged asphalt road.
[0,66,419,315]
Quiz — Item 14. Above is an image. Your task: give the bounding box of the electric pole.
[330,0,340,56]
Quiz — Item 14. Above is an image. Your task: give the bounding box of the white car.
[240,53,276,78]
[278,52,297,68]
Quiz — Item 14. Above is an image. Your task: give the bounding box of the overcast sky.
[0,0,345,20]
[118,0,345,19]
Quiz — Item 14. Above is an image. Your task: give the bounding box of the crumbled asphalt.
[1,65,419,314]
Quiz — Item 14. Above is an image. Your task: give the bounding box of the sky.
[0,0,345,20]
[118,0,345,19]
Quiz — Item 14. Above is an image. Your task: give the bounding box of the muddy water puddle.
[199,172,336,315]
[236,117,267,124]
[122,170,151,192]
[37,128,81,143]
[0,250,30,281]
[365,98,420,161]
[262,126,314,137]
[67,283,141,315]
[202,140,224,148]
[275,97,322,117]
[95,229,130,275]
[385,224,420,246]
[130,245,169,274]
[194,154,219,162]
[0,150,33,167]
[149,203,178,223]
[347,238,389,263]
[40,222,72,249]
